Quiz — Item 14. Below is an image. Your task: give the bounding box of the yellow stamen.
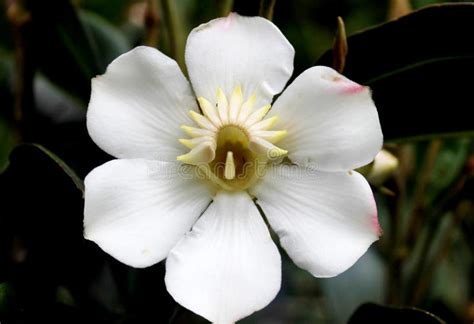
[216,87,229,124]
[251,130,288,143]
[228,86,243,123]
[189,110,217,131]
[237,93,256,122]
[181,125,214,138]
[179,136,214,149]
[198,97,221,127]
[249,137,288,159]
[245,104,272,126]
[249,115,279,131]
[177,141,215,165]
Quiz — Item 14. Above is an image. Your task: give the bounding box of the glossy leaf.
[316,4,474,141]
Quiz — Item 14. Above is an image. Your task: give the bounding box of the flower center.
[177,86,288,191]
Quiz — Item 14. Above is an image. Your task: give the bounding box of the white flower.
[84,13,383,323]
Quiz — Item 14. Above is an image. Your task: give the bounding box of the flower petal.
[251,165,381,278]
[270,66,383,171]
[185,13,294,107]
[87,46,197,161]
[84,159,211,268]
[165,191,281,323]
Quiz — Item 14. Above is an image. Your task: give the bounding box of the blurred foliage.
[348,303,444,323]
[0,0,473,323]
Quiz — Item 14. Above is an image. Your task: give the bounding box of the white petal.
[165,191,281,323]
[251,165,381,278]
[84,159,211,268]
[185,13,294,108]
[87,46,198,161]
[270,66,383,171]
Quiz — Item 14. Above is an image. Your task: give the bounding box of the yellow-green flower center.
[177,86,287,191]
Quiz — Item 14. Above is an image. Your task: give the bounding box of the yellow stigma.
[224,151,236,180]
[177,86,288,191]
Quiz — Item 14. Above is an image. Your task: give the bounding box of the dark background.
[1,0,473,323]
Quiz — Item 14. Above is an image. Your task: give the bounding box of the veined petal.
[251,165,381,278]
[84,159,211,268]
[185,13,294,108]
[165,191,281,323]
[87,46,198,161]
[270,66,383,171]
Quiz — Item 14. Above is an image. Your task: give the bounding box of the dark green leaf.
[29,144,84,194]
[27,0,100,103]
[316,4,474,141]
[0,144,180,323]
[426,138,470,201]
[78,0,130,25]
[348,303,445,323]
[27,0,130,105]
[0,117,15,172]
[0,52,14,115]
[79,11,131,72]
[0,143,99,319]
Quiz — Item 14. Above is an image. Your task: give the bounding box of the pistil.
[224,151,236,180]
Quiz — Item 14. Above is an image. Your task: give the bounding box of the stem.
[259,0,276,20]
[387,144,412,304]
[217,0,234,17]
[406,174,468,304]
[144,0,160,47]
[404,140,443,249]
[6,0,35,142]
[410,203,466,304]
[168,304,181,324]
[160,0,185,72]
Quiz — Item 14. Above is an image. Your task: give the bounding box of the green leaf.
[348,303,445,323]
[29,144,84,194]
[315,4,474,141]
[0,282,15,312]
